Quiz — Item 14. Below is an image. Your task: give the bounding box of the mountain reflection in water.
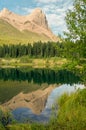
[0,68,84,123]
[2,85,55,114]
[12,84,84,123]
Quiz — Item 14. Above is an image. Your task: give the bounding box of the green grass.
[7,124,31,130]
[49,88,86,130]
[7,124,46,130]
[0,124,5,130]
[0,19,50,45]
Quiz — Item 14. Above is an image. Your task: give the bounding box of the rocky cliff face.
[0,8,59,41]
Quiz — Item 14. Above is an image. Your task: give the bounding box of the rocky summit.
[0,8,59,42]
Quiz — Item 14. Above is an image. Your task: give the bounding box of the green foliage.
[65,0,86,43]
[62,61,78,70]
[64,0,86,60]
[0,124,5,130]
[57,93,69,107]
[0,107,13,127]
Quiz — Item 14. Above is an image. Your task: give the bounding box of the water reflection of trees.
[0,68,81,84]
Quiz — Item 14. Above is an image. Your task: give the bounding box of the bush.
[0,124,5,130]
[0,107,13,127]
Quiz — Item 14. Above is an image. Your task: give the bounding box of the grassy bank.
[0,57,68,68]
[0,56,85,69]
[0,89,86,130]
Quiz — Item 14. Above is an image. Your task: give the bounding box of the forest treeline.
[0,41,85,59]
[0,42,62,58]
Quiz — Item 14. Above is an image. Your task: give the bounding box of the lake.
[0,68,85,123]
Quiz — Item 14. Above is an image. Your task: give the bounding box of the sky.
[0,0,73,36]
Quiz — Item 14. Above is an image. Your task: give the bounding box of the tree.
[65,0,86,43]
[64,0,86,59]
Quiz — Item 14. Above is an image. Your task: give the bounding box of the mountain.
[0,8,59,44]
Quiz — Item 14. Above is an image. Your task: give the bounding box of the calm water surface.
[0,68,85,123]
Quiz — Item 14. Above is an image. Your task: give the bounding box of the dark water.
[0,68,84,123]
[0,68,81,84]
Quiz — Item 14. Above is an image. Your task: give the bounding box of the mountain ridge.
[0,8,59,43]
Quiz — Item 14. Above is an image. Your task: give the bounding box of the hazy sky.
[0,0,73,36]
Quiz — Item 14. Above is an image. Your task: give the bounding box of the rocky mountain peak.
[29,8,48,29]
[2,8,9,13]
[0,8,12,16]
[32,8,43,14]
[0,8,59,41]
